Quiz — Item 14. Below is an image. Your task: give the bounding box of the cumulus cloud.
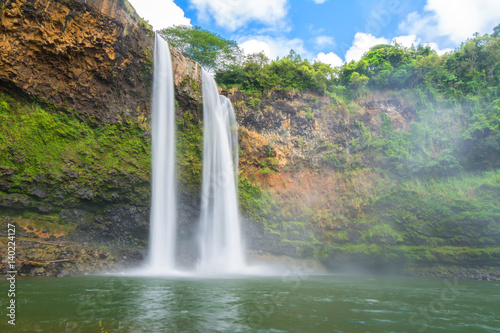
[391,34,420,48]
[239,36,311,60]
[400,0,500,45]
[345,33,389,62]
[127,0,191,30]
[239,39,274,57]
[426,43,453,55]
[314,35,335,48]
[316,52,343,68]
[189,0,289,31]
[392,35,452,55]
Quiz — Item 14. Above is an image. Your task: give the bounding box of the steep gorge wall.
[230,89,417,257]
[0,0,204,275]
[1,0,153,121]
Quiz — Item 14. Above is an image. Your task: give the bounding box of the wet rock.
[30,187,48,199]
[60,209,95,225]
[57,270,70,278]
[0,167,16,177]
[0,193,31,208]
[38,203,54,213]
[0,180,11,191]
[0,0,202,124]
[76,187,94,200]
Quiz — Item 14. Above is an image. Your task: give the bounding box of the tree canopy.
[216,50,336,95]
[159,25,241,72]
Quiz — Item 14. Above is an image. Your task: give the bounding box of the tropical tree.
[159,25,242,72]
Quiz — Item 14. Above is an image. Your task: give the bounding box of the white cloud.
[314,35,335,48]
[400,0,500,45]
[316,52,343,68]
[239,40,274,57]
[127,0,191,30]
[189,0,289,31]
[391,34,420,48]
[312,0,328,4]
[239,36,311,60]
[426,43,453,55]
[345,33,389,62]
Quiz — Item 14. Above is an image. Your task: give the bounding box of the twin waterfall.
[147,34,244,275]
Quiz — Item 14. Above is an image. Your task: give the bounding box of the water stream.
[147,33,177,274]
[197,70,245,273]
[145,39,245,275]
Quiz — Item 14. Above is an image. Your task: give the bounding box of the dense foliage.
[217,25,500,265]
[159,25,241,72]
[341,30,500,174]
[216,50,336,95]
[1,22,499,270]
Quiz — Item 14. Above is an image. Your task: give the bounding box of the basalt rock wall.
[0,0,202,122]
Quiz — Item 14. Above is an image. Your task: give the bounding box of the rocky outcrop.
[0,0,202,123]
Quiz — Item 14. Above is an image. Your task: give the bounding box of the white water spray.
[147,33,177,273]
[198,70,245,273]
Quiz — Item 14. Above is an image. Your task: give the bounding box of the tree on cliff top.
[160,25,242,73]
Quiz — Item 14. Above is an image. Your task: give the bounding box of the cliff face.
[229,88,500,275]
[0,0,156,122]
[0,0,204,275]
[0,0,202,123]
[231,89,418,258]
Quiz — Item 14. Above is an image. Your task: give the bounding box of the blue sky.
[128,0,500,67]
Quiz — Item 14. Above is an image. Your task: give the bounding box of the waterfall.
[198,70,245,273]
[147,33,177,273]
[143,37,245,276]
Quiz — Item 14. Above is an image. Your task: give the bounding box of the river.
[1,274,500,332]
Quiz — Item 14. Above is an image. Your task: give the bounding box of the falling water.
[148,33,177,273]
[198,70,245,273]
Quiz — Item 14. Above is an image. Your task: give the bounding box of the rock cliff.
[0,0,201,122]
[0,0,205,275]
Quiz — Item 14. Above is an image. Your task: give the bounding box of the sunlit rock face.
[0,0,202,123]
[0,0,153,121]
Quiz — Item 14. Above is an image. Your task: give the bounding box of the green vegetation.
[356,170,500,247]
[216,50,335,95]
[238,175,277,224]
[160,25,241,72]
[1,20,499,272]
[176,110,203,191]
[0,93,151,194]
[212,26,499,176]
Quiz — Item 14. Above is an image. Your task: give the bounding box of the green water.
[1,274,499,332]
